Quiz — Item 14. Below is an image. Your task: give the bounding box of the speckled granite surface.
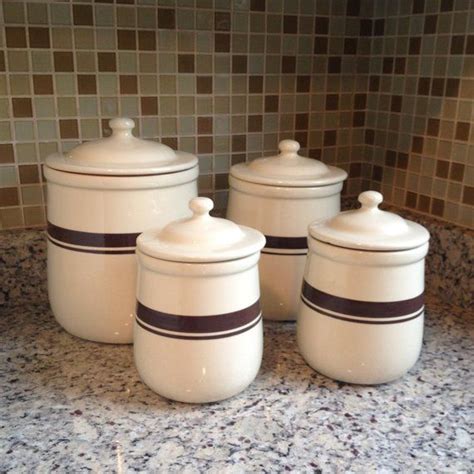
[1,297,473,472]
[1,208,473,471]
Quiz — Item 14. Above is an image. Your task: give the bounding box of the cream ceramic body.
[45,118,198,344]
[134,197,266,403]
[297,191,430,384]
[227,178,342,321]
[227,140,347,321]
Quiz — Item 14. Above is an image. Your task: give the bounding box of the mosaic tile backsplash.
[0,0,472,230]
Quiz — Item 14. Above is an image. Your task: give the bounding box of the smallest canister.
[297,191,430,385]
[134,197,266,403]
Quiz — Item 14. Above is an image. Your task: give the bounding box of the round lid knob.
[358,190,383,210]
[109,117,135,138]
[278,139,300,157]
[189,197,213,217]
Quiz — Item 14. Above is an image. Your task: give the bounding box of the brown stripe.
[136,314,262,340]
[261,250,308,256]
[47,221,140,248]
[302,280,424,318]
[47,236,135,255]
[301,297,424,325]
[46,167,195,178]
[136,300,261,334]
[264,235,308,250]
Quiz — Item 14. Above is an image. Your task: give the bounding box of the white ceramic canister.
[227,139,347,321]
[45,118,198,344]
[297,191,430,385]
[134,197,266,403]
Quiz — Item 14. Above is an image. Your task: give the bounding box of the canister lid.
[309,191,430,251]
[45,118,197,176]
[138,197,266,263]
[230,139,347,187]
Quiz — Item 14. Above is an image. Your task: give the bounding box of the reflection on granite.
[1,297,473,471]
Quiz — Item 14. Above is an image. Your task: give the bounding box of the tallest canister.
[44,118,198,343]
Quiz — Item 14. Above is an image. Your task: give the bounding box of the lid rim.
[309,234,430,252]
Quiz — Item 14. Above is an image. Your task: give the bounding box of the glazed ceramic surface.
[45,118,198,344]
[227,140,347,321]
[297,191,430,385]
[134,197,266,403]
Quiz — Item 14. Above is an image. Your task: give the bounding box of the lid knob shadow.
[189,197,214,217]
[278,139,300,157]
[358,190,383,210]
[109,118,135,138]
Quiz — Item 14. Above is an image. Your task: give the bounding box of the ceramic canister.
[297,191,430,385]
[44,118,198,344]
[227,139,347,321]
[134,197,266,403]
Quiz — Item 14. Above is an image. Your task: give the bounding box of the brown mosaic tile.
[59,119,79,139]
[0,52,5,72]
[215,12,230,31]
[119,75,138,94]
[215,33,230,53]
[412,136,424,153]
[324,130,337,147]
[409,37,422,54]
[394,57,406,74]
[344,38,358,54]
[440,0,454,11]
[29,27,50,48]
[73,5,93,26]
[390,95,402,112]
[0,144,15,164]
[0,188,19,207]
[248,115,262,132]
[232,135,246,152]
[198,136,213,154]
[445,78,460,97]
[12,98,33,118]
[77,75,97,95]
[98,53,116,72]
[325,94,339,110]
[33,75,53,95]
[328,57,341,74]
[141,96,158,115]
[197,117,213,135]
[450,35,465,55]
[282,56,296,74]
[405,191,418,209]
[178,54,195,73]
[427,118,440,136]
[158,9,176,30]
[436,160,450,178]
[118,30,137,50]
[455,122,470,141]
[296,76,310,93]
[463,186,474,205]
[314,17,329,35]
[314,37,328,54]
[352,111,365,127]
[264,95,279,112]
[466,36,474,55]
[249,76,263,93]
[54,52,74,72]
[450,163,465,182]
[431,198,445,217]
[232,56,247,74]
[295,113,309,130]
[19,164,40,184]
[250,0,266,12]
[359,19,372,37]
[418,194,431,213]
[424,15,438,34]
[283,16,298,34]
[197,76,212,94]
[6,27,27,48]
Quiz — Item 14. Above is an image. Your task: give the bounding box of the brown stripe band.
[302,280,424,319]
[301,297,424,325]
[48,236,135,255]
[136,300,261,334]
[264,235,308,250]
[136,314,262,340]
[47,221,140,248]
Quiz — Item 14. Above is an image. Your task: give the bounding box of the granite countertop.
[1,295,473,472]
